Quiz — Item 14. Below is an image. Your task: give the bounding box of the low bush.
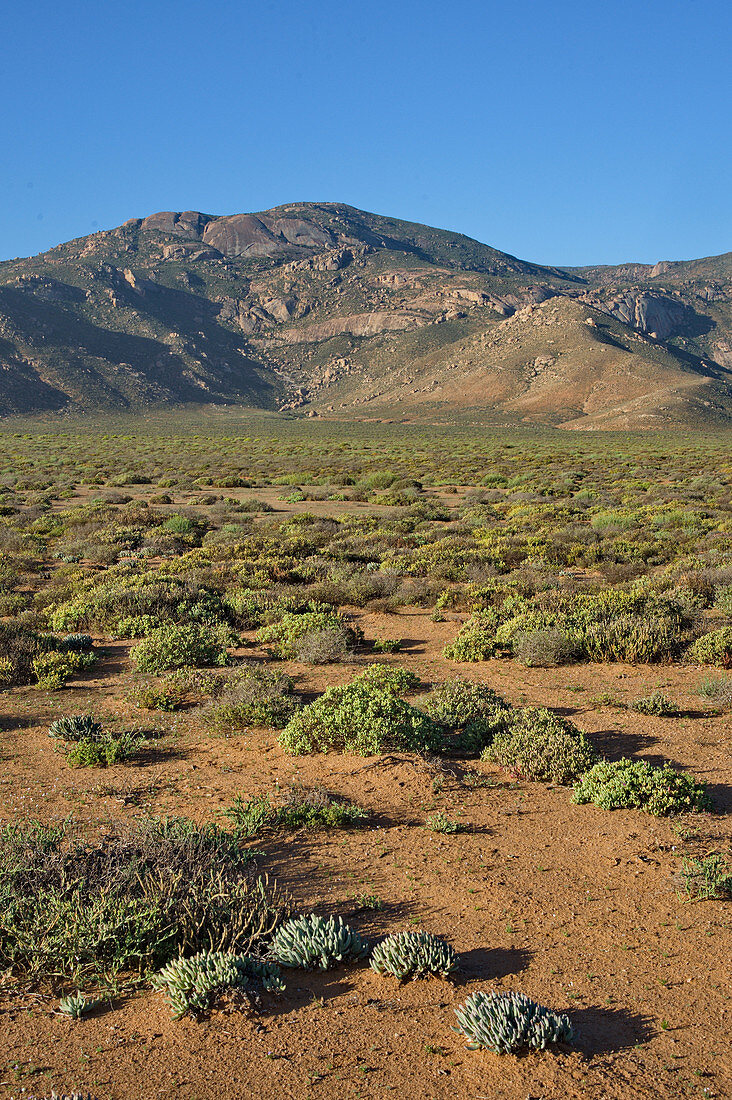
[484,707,597,784]
[370,931,457,980]
[48,714,145,767]
[224,787,369,834]
[279,678,442,756]
[629,692,680,716]
[152,951,285,1017]
[573,758,711,816]
[443,616,497,662]
[294,626,352,664]
[581,614,679,662]
[454,990,573,1053]
[513,628,578,667]
[129,677,188,712]
[130,622,234,673]
[354,663,420,694]
[270,913,370,970]
[687,628,732,667]
[33,649,97,689]
[679,853,732,900]
[0,818,290,983]
[419,678,509,728]
[203,666,301,730]
[256,611,362,659]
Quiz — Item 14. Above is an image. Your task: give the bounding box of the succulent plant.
[58,992,102,1019]
[454,990,573,1054]
[48,714,102,742]
[270,913,370,970]
[152,950,285,1017]
[370,930,457,980]
[62,633,94,651]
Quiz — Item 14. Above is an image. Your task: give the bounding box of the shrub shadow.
[589,728,659,758]
[458,946,531,982]
[569,1005,655,1056]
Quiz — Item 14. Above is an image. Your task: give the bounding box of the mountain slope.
[1,203,731,428]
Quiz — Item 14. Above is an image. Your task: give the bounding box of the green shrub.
[270,914,369,970]
[204,666,301,730]
[113,614,161,639]
[425,811,464,834]
[129,677,188,711]
[419,678,510,729]
[274,786,369,829]
[679,853,732,900]
[713,584,732,614]
[573,758,711,816]
[355,663,420,694]
[225,787,368,834]
[629,692,680,716]
[484,707,597,784]
[64,733,144,767]
[256,612,362,659]
[130,623,234,673]
[687,628,732,667]
[152,950,285,1017]
[279,679,442,756]
[33,649,96,689]
[454,990,573,1053]
[372,637,402,653]
[370,931,457,980]
[443,616,497,662]
[581,615,678,662]
[0,818,290,983]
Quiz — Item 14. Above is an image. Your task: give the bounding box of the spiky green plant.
[152,950,285,1017]
[425,811,464,834]
[270,913,370,970]
[58,992,102,1019]
[370,931,457,980]
[48,715,102,742]
[454,990,573,1053]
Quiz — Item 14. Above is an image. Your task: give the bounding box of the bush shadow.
[458,946,531,982]
[569,1005,655,1056]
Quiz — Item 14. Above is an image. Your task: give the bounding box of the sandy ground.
[0,602,730,1100]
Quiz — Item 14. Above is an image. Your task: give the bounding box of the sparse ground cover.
[0,412,729,1100]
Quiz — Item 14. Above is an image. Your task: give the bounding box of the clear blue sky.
[2,0,730,266]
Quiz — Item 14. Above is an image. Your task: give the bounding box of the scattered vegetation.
[370,931,457,980]
[484,707,598,784]
[152,951,285,1017]
[573,758,711,816]
[0,818,289,984]
[270,913,370,970]
[678,853,732,900]
[454,990,573,1053]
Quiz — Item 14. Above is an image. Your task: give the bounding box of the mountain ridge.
[1,202,731,428]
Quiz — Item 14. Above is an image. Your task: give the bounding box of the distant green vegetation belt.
[0,408,731,486]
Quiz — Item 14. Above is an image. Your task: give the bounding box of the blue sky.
[2,0,730,266]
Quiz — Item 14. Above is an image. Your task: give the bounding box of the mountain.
[1,202,731,428]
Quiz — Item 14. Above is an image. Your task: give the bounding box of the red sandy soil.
[0,609,729,1100]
